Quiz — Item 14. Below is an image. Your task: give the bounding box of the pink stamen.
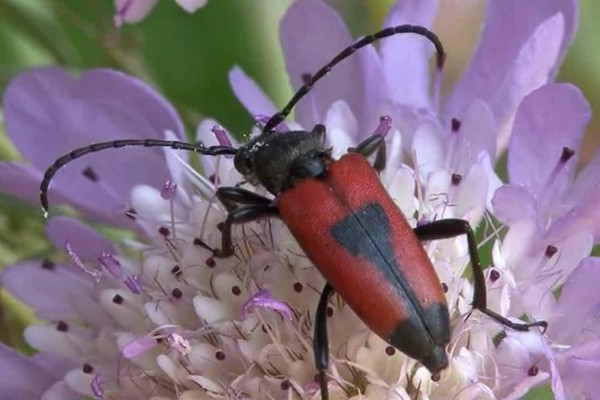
[121,334,157,359]
[160,179,178,200]
[91,374,105,399]
[241,289,293,321]
[167,333,191,356]
[211,125,232,147]
[254,115,289,133]
[373,115,392,137]
[65,241,102,282]
[98,253,141,294]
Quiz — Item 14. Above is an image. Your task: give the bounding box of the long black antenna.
[263,24,445,133]
[39,139,237,215]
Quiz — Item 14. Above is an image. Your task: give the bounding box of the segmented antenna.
[39,139,237,215]
[263,24,445,133]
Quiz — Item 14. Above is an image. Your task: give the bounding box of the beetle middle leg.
[314,283,335,400]
[413,219,548,331]
[196,187,278,257]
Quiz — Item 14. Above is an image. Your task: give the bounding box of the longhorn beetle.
[40,25,547,400]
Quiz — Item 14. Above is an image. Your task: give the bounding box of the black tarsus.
[413,219,548,332]
[262,24,445,133]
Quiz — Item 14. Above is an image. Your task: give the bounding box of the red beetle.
[40,25,546,400]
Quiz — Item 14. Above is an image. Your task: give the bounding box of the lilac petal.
[455,99,497,172]
[229,67,277,117]
[41,381,82,400]
[1,261,114,329]
[174,0,207,13]
[567,149,600,206]
[3,67,184,227]
[559,341,600,399]
[0,162,52,206]
[280,0,362,130]
[380,0,439,109]
[46,216,116,262]
[446,0,577,133]
[492,185,538,224]
[0,343,58,399]
[507,83,590,196]
[550,257,600,341]
[113,0,158,27]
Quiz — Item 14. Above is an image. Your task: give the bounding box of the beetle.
[40,25,547,400]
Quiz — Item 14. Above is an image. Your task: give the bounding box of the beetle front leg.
[196,187,278,257]
[314,283,335,400]
[413,219,547,331]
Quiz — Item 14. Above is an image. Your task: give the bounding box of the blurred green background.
[0,1,597,398]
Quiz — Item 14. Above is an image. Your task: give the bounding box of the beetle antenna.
[39,138,237,215]
[263,24,445,133]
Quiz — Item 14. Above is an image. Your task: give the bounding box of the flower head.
[1,1,597,400]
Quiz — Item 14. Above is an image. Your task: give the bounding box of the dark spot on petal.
[326,306,334,318]
[112,294,124,304]
[82,166,98,182]
[155,337,164,344]
[545,245,558,258]
[301,73,312,84]
[171,265,182,277]
[280,380,290,391]
[205,257,216,268]
[293,282,303,293]
[441,282,448,293]
[451,118,461,133]
[208,174,219,185]
[231,286,241,296]
[56,321,69,332]
[172,288,183,299]
[41,259,55,270]
[560,147,575,163]
[490,269,501,283]
[215,350,226,361]
[126,208,137,220]
[528,365,539,376]
[431,372,441,382]
[451,173,462,186]
[158,227,170,237]
[261,325,269,333]
[82,364,94,374]
[385,346,396,356]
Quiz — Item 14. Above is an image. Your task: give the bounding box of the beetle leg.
[413,219,548,332]
[314,283,335,400]
[349,134,386,172]
[196,187,278,257]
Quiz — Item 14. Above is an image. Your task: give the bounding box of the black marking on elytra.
[329,203,424,320]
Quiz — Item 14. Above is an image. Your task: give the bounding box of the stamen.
[121,334,158,359]
[56,320,69,332]
[41,259,55,270]
[254,115,289,133]
[82,363,94,373]
[489,269,501,283]
[385,346,396,356]
[125,207,137,220]
[293,282,303,293]
[98,253,141,294]
[451,118,461,133]
[241,289,293,321]
[373,115,392,137]
[215,350,226,360]
[160,180,178,200]
[167,333,191,356]
[91,374,105,400]
[528,365,539,376]
[65,241,102,282]
[211,125,232,147]
[82,166,98,182]
[451,173,462,186]
[171,288,183,299]
[112,294,124,304]
[543,147,576,192]
[545,245,558,258]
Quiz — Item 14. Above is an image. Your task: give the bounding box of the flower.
[113,0,208,27]
[1,1,596,400]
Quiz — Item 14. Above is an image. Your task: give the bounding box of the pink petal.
[280,0,362,130]
[229,66,278,118]
[507,83,590,196]
[446,0,577,136]
[492,184,538,224]
[380,0,439,109]
[3,67,184,227]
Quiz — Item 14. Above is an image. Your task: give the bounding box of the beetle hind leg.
[413,219,548,332]
[314,283,335,400]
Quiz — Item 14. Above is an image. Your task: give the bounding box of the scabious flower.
[0,1,596,400]
[113,0,208,27]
